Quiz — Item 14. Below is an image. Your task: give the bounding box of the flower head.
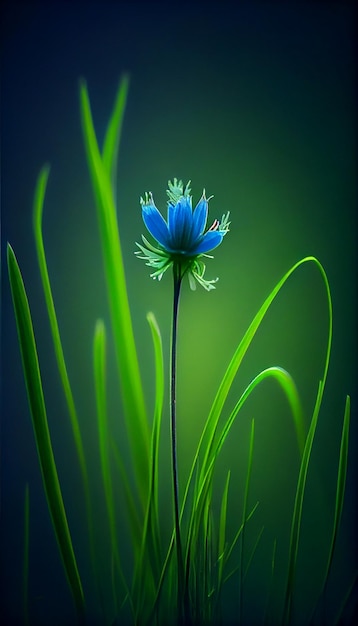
[135,179,230,290]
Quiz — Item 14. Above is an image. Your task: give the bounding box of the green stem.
[171,262,186,625]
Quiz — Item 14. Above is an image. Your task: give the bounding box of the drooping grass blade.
[186,366,303,581]
[7,244,85,624]
[79,78,150,508]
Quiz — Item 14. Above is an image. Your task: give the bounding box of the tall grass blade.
[217,470,231,594]
[281,258,332,625]
[7,243,85,624]
[101,75,129,200]
[281,380,324,625]
[309,395,351,623]
[79,78,150,507]
[132,312,164,623]
[93,319,122,615]
[32,165,102,611]
[181,257,329,553]
[239,419,255,625]
[322,395,351,594]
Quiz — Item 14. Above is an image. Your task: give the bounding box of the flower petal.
[142,204,170,248]
[191,195,208,240]
[192,230,224,254]
[168,197,194,249]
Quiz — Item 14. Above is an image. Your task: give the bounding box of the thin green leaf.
[102,75,130,199]
[93,320,124,615]
[185,257,331,521]
[309,395,351,623]
[217,470,231,593]
[32,166,100,600]
[7,243,85,624]
[131,313,164,623]
[239,419,255,625]
[282,380,324,625]
[79,78,150,507]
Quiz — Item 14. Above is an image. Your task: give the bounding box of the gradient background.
[1,2,356,625]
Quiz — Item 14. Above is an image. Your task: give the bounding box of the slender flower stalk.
[136,179,230,623]
[170,262,186,623]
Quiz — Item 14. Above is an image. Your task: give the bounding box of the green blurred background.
[1,2,356,624]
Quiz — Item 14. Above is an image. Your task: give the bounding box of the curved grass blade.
[32,165,102,598]
[152,257,332,616]
[79,78,150,507]
[185,257,331,519]
[23,483,30,626]
[7,243,85,624]
[186,366,303,580]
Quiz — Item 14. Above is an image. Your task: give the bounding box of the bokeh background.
[1,2,356,625]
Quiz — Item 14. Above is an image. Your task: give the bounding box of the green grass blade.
[32,166,102,615]
[23,483,30,626]
[7,243,85,624]
[79,79,150,507]
[222,510,262,585]
[146,311,165,571]
[181,256,330,549]
[244,525,264,580]
[282,380,324,625]
[101,75,129,199]
[131,313,164,622]
[33,166,89,513]
[217,470,231,592]
[309,395,351,623]
[93,320,122,615]
[187,366,303,574]
[225,501,260,568]
[239,419,255,625]
[322,395,351,592]
[201,256,331,479]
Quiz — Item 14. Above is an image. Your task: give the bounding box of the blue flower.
[136,179,230,290]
